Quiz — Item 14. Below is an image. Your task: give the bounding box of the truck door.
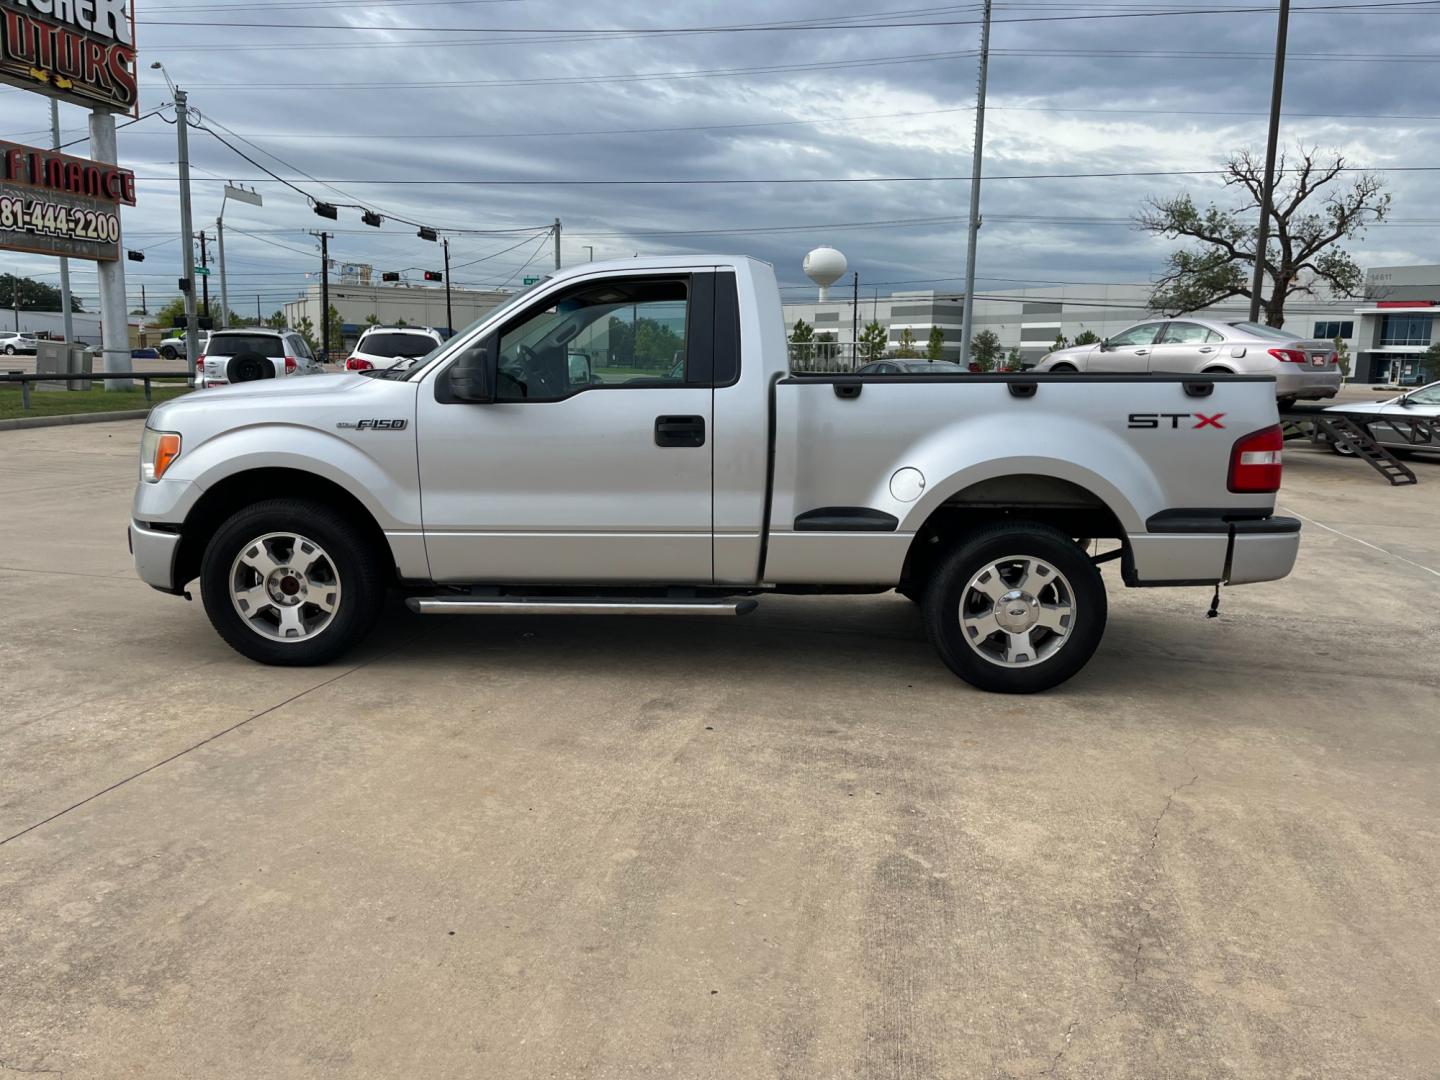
[416,272,718,584]
[1091,321,1162,373]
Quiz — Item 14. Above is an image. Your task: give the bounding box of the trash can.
[66,344,93,391]
[35,341,69,392]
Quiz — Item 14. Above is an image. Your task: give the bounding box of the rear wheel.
[921,522,1107,693]
[1049,362,1077,373]
[200,498,384,666]
[159,345,178,361]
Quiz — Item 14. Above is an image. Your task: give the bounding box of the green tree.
[364,313,382,328]
[1006,346,1023,370]
[858,320,887,363]
[814,331,839,364]
[895,328,919,358]
[634,317,684,369]
[789,317,815,365]
[1137,146,1390,327]
[0,273,83,312]
[1073,329,1102,346]
[1421,342,1440,382]
[926,325,945,361]
[153,296,187,330]
[1334,335,1352,379]
[971,329,1003,371]
[326,305,345,356]
[295,316,319,355]
[1051,332,1071,352]
[265,310,289,331]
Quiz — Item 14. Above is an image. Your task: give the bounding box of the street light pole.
[218,185,263,330]
[1249,0,1290,325]
[959,0,992,368]
[443,237,453,335]
[50,98,74,347]
[553,218,562,270]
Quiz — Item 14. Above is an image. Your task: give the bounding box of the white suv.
[0,331,40,355]
[345,326,445,372]
[198,329,323,388]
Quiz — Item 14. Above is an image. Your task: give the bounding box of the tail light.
[1328,351,1338,366]
[1229,425,1284,493]
[196,354,206,372]
[284,356,297,374]
[1267,347,1307,364]
[345,357,373,371]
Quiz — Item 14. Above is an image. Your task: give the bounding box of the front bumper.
[130,521,184,593]
[1126,516,1301,586]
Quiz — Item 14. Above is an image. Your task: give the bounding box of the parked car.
[1034,318,1341,407]
[0,331,40,355]
[159,331,209,361]
[857,360,969,375]
[1325,380,1440,456]
[344,326,445,372]
[131,256,1299,694]
[197,328,323,388]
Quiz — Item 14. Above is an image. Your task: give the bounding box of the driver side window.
[1110,323,1162,347]
[496,278,689,402]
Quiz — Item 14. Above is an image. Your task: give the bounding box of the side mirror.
[1098,340,1113,352]
[448,347,494,403]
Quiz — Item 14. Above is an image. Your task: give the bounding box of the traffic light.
[313,202,339,220]
[423,271,443,283]
[127,249,145,262]
[417,227,437,242]
[361,210,382,227]
[382,271,401,283]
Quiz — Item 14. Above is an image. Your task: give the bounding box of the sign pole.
[49,99,76,347]
[88,111,130,390]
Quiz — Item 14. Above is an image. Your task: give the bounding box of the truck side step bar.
[406,596,759,617]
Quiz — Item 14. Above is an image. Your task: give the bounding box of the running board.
[406,596,759,617]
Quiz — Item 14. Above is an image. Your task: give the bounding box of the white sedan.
[1326,380,1440,456]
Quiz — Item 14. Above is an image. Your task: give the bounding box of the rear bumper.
[1125,515,1301,587]
[1275,368,1341,399]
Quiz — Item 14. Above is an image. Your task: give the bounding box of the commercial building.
[781,263,1440,382]
[282,281,515,352]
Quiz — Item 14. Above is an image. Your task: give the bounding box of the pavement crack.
[0,1061,61,1075]
[0,635,425,849]
[1034,1019,1079,1077]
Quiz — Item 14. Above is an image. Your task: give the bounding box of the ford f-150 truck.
[130,256,1300,693]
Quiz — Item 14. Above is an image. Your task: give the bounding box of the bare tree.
[1136,146,1390,327]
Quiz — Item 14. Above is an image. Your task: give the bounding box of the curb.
[0,409,153,432]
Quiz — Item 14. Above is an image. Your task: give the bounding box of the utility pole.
[852,271,859,364]
[12,278,18,331]
[50,99,74,346]
[312,231,333,361]
[959,0,992,368]
[156,67,201,386]
[141,284,147,315]
[256,295,262,325]
[554,218,562,270]
[198,230,210,322]
[216,219,227,328]
[1250,0,1290,325]
[442,236,453,335]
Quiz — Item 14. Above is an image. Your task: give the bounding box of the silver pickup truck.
[131,256,1300,693]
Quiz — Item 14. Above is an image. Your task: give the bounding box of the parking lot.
[1,419,1437,1079]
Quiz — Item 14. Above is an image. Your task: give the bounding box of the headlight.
[140,428,182,482]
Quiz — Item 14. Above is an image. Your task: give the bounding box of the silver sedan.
[1033,317,1342,406]
[1325,380,1440,456]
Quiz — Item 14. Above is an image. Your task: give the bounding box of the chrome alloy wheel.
[959,555,1075,668]
[228,532,342,642]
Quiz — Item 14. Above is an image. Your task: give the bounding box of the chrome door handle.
[1199,346,1214,353]
[1135,349,1149,356]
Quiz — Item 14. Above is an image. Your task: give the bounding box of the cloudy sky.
[2,0,1438,316]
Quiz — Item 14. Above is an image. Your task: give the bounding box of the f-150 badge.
[338,419,409,430]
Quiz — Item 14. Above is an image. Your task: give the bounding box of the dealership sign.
[1,138,135,260]
[0,0,137,115]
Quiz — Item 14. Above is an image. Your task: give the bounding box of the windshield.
[359,332,435,358]
[207,334,282,357]
[404,276,553,381]
[1228,321,1297,342]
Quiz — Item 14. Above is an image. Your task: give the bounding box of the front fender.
[167,423,422,532]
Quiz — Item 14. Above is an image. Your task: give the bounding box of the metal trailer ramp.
[1281,409,1417,486]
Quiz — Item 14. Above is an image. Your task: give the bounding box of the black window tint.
[361,332,435,358]
[207,334,283,357]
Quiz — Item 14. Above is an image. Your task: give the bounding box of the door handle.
[655,415,706,448]
[1135,349,1149,356]
[1199,346,1214,353]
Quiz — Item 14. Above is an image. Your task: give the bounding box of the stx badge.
[1128,413,1226,430]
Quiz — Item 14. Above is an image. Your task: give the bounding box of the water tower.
[804,246,848,302]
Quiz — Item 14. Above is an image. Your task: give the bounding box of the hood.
[147,372,374,430]
[201,372,370,401]
[1048,343,1101,361]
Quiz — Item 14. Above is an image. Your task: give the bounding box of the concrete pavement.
[1,420,1437,1079]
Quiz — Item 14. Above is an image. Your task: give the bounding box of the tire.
[1049,362,1077,373]
[200,498,385,666]
[3,345,14,356]
[897,586,922,604]
[921,522,1107,694]
[226,351,274,383]
[1329,436,1358,457]
[1277,396,1298,411]
[159,346,177,361]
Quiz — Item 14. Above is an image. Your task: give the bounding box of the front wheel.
[3,345,14,356]
[159,345,177,360]
[200,498,385,666]
[1048,362,1077,373]
[921,522,1107,693]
